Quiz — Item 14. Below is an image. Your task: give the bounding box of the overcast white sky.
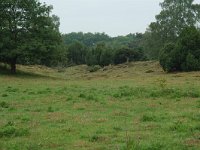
[40,0,200,37]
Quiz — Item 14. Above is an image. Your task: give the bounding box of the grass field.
[0,61,200,150]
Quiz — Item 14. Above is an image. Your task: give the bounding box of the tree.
[177,27,200,71]
[159,27,200,72]
[67,41,87,65]
[99,48,113,67]
[62,32,111,47]
[114,46,146,65]
[183,53,199,71]
[145,0,200,59]
[85,48,97,66]
[114,47,133,64]
[0,0,62,73]
[159,43,179,72]
[85,42,107,66]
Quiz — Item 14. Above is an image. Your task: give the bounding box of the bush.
[114,47,133,64]
[182,53,199,71]
[159,43,179,72]
[0,101,9,108]
[159,27,200,72]
[141,114,156,122]
[114,47,145,65]
[87,65,101,72]
[0,122,29,138]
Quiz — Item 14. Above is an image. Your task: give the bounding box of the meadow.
[0,61,200,150]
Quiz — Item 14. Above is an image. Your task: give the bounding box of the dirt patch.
[185,139,200,146]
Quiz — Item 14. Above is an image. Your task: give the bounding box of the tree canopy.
[0,0,63,73]
[160,27,200,72]
[144,0,200,59]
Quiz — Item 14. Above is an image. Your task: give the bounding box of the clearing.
[0,61,200,150]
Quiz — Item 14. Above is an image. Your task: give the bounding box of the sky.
[40,0,200,37]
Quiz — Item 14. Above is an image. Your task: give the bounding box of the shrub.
[89,134,99,142]
[0,126,16,137]
[47,106,54,112]
[182,53,199,71]
[114,47,133,64]
[1,94,8,97]
[159,43,180,72]
[0,101,9,108]
[141,114,156,122]
[87,65,101,72]
[0,122,29,138]
[114,47,145,65]
[159,27,200,72]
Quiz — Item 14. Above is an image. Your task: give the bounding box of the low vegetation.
[0,61,200,150]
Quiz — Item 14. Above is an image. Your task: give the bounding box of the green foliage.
[144,0,200,59]
[85,49,98,66]
[89,134,100,142]
[0,0,63,73]
[63,32,111,47]
[87,65,101,72]
[141,114,156,122]
[0,122,29,138]
[114,47,144,64]
[157,78,167,90]
[63,33,146,66]
[86,43,113,66]
[47,106,54,112]
[183,53,199,71]
[160,27,200,72]
[99,49,113,66]
[67,41,87,65]
[0,101,9,108]
[1,93,8,97]
[159,43,179,72]
[0,63,200,149]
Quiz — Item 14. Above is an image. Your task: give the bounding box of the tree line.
[63,32,146,67]
[0,0,200,73]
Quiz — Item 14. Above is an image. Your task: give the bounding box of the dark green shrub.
[79,93,87,98]
[0,126,16,137]
[182,53,199,71]
[159,27,200,72]
[0,101,9,108]
[159,43,181,72]
[0,122,29,138]
[1,94,8,97]
[141,114,156,122]
[87,65,101,72]
[114,47,145,64]
[114,47,133,64]
[47,106,54,112]
[89,134,100,142]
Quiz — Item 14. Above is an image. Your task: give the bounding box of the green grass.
[0,61,200,150]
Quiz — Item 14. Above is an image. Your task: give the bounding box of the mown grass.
[0,61,200,150]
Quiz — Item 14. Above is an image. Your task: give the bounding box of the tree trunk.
[126,57,129,63]
[10,59,16,74]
